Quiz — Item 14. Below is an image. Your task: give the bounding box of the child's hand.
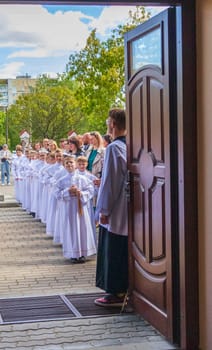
[100,214,109,225]
[93,178,101,187]
[69,185,78,196]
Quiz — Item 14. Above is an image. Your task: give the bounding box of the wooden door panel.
[132,178,166,263]
[130,74,168,280]
[130,84,144,161]
[125,8,175,340]
[134,262,166,310]
[149,79,164,160]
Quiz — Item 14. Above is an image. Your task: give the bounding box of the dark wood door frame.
[2,1,198,349]
[175,3,198,349]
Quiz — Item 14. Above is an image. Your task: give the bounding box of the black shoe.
[79,256,86,263]
[70,257,86,264]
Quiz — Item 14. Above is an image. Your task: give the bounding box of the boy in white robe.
[53,156,96,263]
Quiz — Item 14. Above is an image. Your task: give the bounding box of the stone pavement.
[0,181,177,350]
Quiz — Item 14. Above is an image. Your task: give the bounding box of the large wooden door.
[124,8,178,341]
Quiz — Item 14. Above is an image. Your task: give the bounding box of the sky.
[0,5,166,79]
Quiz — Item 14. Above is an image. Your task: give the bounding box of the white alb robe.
[53,171,96,259]
[95,139,128,236]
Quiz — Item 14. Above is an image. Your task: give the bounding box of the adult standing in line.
[82,132,91,152]
[85,131,105,179]
[85,131,105,211]
[94,108,128,307]
[0,144,12,185]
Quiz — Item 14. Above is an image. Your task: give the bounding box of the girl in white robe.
[52,165,68,244]
[25,151,37,213]
[40,152,57,225]
[30,150,47,218]
[53,156,96,263]
[20,150,31,210]
[76,156,99,244]
[39,157,53,223]
[11,148,24,203]
[45,150,64,236]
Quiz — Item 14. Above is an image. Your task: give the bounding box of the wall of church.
[196,0,212,348]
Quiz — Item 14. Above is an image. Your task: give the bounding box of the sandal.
[94,294,125,307]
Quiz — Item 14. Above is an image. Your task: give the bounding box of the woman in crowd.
[68,135,84,157]
[48,140,58,152]
[102,134,113,148]
[85,131,105,178]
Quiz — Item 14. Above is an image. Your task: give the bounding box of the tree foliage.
[65,6,150,133]
[8,77,82,148]
[0,110,6,145]
[4,6,150,147]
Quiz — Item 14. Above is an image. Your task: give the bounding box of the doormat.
[0,293,131,325]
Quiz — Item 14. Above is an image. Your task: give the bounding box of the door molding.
[2,1,198,349]
[176,3,198,349]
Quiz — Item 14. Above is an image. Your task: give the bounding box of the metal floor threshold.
[0,292,131,325]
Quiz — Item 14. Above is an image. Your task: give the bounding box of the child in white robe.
[45,150,64,236]
[11,148,24,203]
[53,156,96,263]
[76,156,99,243]
[52,163,69,244]
[30,150,48,218]
[25,150,37,213]
[39,154,54,224]
[20,149,31,210]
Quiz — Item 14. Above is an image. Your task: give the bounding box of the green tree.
[8,77,82,147]
[6,7,150,146]
[0,110,6,145]
[66,6,150,134]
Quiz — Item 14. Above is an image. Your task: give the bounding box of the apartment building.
[0,75,37,110]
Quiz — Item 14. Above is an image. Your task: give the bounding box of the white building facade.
[0,76,37,110]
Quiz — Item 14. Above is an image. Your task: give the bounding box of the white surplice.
[30,159,47,217]
[45,162,64,236]
[11,154,24,203]
[95,139,128,236]
[53,171,96,259]
[52,166,68,244]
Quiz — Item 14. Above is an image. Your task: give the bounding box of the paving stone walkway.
[0,183,177,350]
